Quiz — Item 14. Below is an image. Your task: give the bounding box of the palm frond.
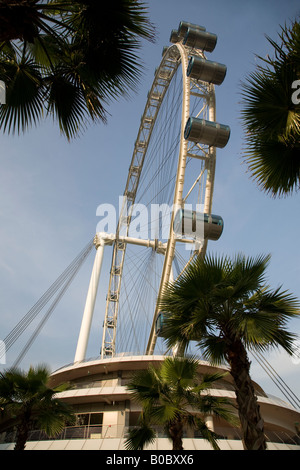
[241,63,300,139]
[45,70,88,139]
[193,417,221,451]
[0,1,155,139]
[124,412,156,450]
[0,364,75,440]
[160,252,300,358]
[242,133,300,197]
[126,356,237,449]
[0,54,44,134]
[240,17,300,197]
[197,335,228,365]
[126,366,162,406]
[194,372,228,391]
[160,356,198,386]
[226,253,271,298]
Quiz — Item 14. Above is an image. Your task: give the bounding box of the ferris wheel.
[74,21,230,363]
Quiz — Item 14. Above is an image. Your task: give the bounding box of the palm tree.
[0,364,75,450]
[0,0,73,43]
[240,18,300,197]
[159,253,300,450]
[125,356,237,450]
[0,1,155,139]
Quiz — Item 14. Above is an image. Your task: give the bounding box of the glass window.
[90,413,103,426]
[76,414,89,426]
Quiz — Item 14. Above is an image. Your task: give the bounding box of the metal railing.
[1,425,300,446]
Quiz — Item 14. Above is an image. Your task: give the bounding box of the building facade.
[1,355,299,450]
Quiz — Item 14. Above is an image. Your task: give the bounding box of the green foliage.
[0,364,75,449]
[125,356,237,450]
[159,253,300,450]
[0,1,155,139]
[124,411,156,450]
[159,253,300,363]
[241,18,300,197]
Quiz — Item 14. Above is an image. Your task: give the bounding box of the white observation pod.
[183,27,217,52]
[173,208,224,241]
[187,56,227,85]
[177,21,206,39]
[184,117,230,148]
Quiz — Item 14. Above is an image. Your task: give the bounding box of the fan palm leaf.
[159,253,300,449]
[0,1,155,139]
[0,50,44,133]
[126,356,237,450]
[0,364,75,450]
[124,411,156,450]
[0,0,75,43]
[241,18,300,197]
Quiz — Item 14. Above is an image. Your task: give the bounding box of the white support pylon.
[74,232,168,363]
[74,234,105,363]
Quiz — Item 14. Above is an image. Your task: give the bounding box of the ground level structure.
[1,355,300,450]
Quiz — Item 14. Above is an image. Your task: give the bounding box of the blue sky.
[1,0,300,403]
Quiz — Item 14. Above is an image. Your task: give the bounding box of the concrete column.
[205,415,214,431]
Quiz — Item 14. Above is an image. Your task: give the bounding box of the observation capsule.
[187,56,227,85]
[183,28,217,52]
[173,208,224,241]
[155,312,165,337]
[184,117,230,148]
[177,21,206,38]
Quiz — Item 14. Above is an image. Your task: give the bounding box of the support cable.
[1,238,94,362]
[251,349,300,410]
[12,245,90,368]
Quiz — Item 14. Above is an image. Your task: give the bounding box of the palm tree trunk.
[14,410,31,451]
[226,340,267,450]
[168,420,184,450]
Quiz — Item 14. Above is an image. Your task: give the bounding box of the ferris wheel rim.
[101,40,216,358]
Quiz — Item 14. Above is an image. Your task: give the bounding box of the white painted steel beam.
[75,233,168,362]
[146,42,192,356]
[74,237,105,363]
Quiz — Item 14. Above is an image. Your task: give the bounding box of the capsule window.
[173,209,224,241]
[155,313,165,337]
[211,214,223,226]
